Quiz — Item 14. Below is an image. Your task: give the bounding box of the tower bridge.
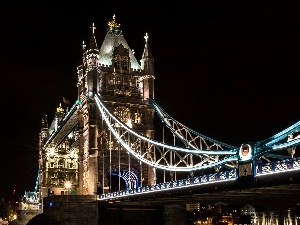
[25,15,300,225]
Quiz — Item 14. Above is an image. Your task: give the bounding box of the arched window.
[115,61,120,69]
[122,61,128,70]
[58,159,65,168]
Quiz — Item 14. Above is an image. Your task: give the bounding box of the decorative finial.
[90,23,96,34]
[56,103,64,113]
[82,40,86,50]
[108,14,120,30]
[144,33,149,43]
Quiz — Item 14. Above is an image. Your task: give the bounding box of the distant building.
[18,191,40,211]
[240,204,257,224]
[186,203,200,211]
[12,191,42,225]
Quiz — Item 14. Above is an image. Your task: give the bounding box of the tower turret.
[77,41,86,87]
[38,114,49,202]
[140,33,155,100]
[86,23,100,98]
[77,23,101,195]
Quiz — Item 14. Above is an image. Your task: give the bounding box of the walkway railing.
[98,157,300,201]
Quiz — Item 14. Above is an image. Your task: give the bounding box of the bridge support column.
[163,204,187,225]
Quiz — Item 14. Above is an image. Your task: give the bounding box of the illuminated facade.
[39,105,79,197]
[38,15,155,198]
[19,191,40,211]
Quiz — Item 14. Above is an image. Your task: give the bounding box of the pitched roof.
[98,15,141,71]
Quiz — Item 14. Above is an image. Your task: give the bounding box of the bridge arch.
[107,169,139,192]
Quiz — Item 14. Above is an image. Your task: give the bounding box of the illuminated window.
[114,106,130,124]
[115,77,121,85]
[133,110,142,124]
[58,159,65,168]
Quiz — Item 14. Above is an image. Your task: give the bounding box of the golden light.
[126,119,132,128]
[64,181,72,189]
[49,148,55,157]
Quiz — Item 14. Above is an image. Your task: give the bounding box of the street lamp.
[64,181,71,195]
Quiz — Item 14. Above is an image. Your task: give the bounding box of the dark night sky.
[0,0,298,201]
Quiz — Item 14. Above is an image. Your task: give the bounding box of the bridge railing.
[99,157,300,201]
[98,169,237,200]
[256,156,300,176]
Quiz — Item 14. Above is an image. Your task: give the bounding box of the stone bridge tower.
[76,15,155,194]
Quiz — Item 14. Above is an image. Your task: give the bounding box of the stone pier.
[32,195,188,225]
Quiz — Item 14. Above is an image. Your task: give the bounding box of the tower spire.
[140,32,155,99]
[142,33,153,59]
[41,114,48,128]
[82,40,86,50]
[77,40,86,67]
[88,22,98,49]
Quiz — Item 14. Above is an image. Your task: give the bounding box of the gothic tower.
[75,15,155,194]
